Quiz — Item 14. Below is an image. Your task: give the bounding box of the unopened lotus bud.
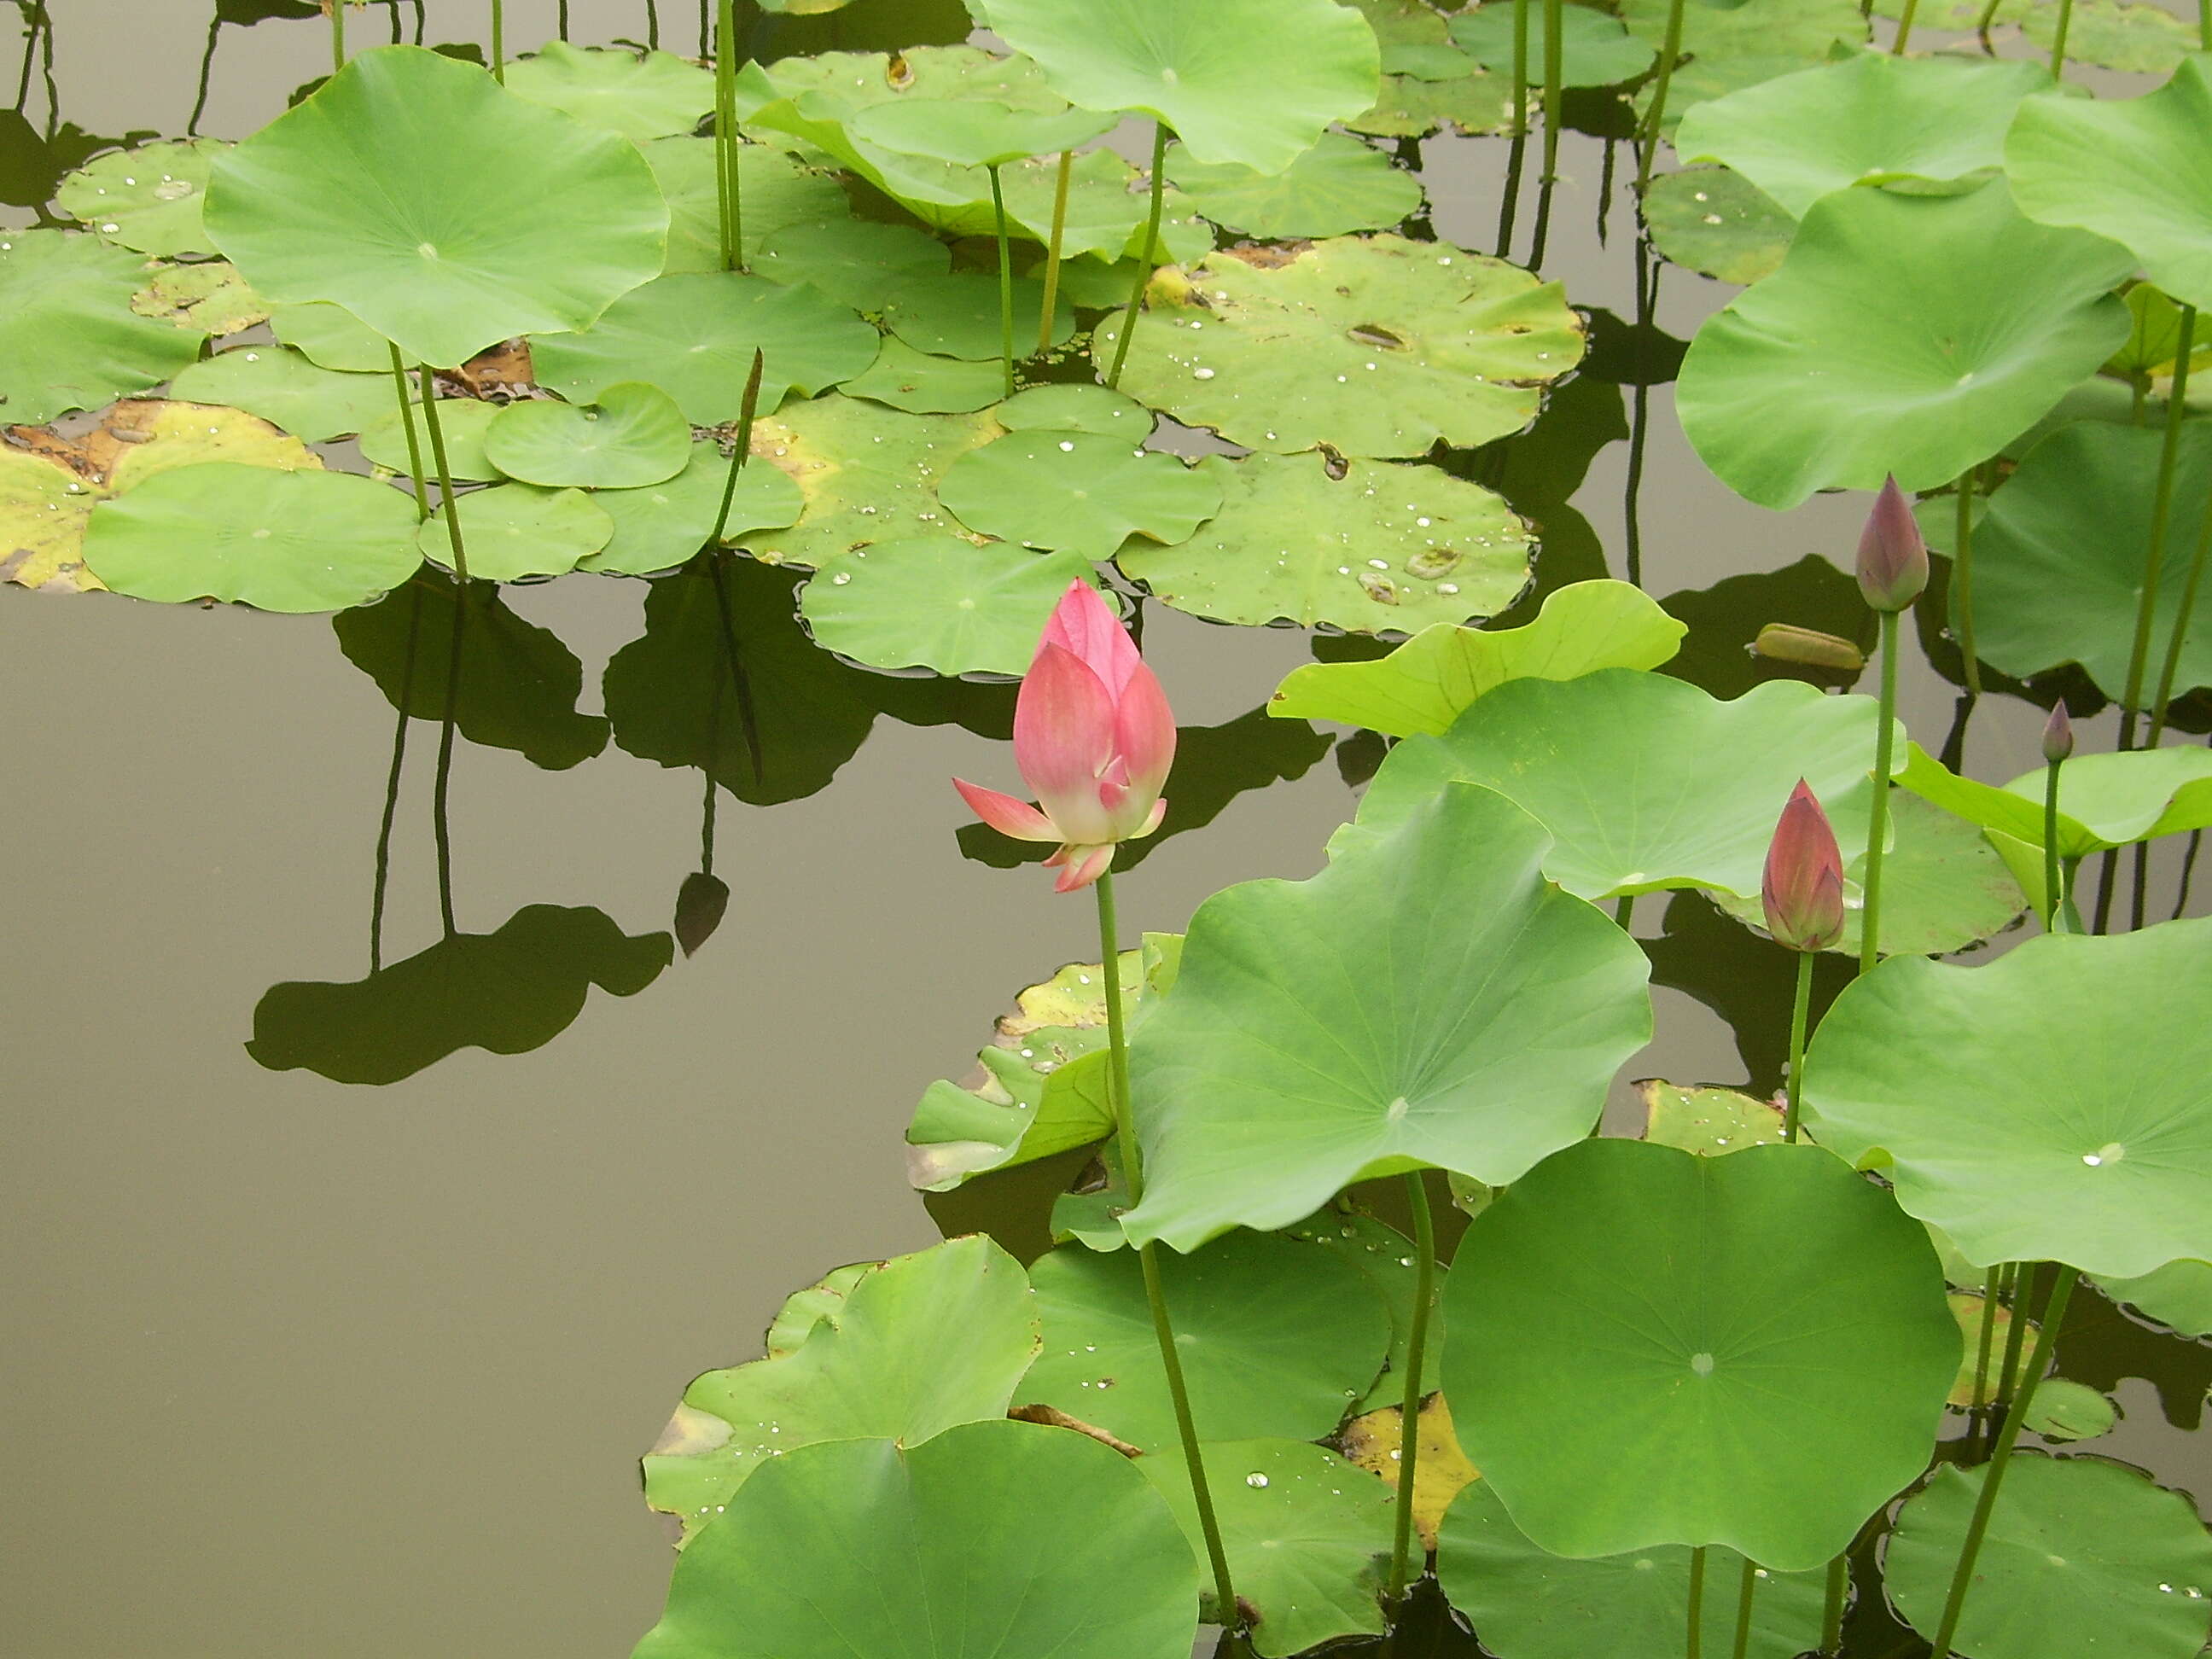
[1856,476,1930,613]
[2041,703,2075,765]
[1762,778,1846,954]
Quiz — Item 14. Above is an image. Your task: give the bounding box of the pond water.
[5,4,2209,1657]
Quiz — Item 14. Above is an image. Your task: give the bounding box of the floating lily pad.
[358,396,502,483]
[975,0,1382,173]
[268,298,393,371]
[939,430,1220,561]
[750,214,951,311]
[1886,1457,2212,1659]
[2096,1260,2212,1339]
[131,259,265,335]
[1118,452,1531,633]
[1639,1079,1786,1156]
[1268,579,1685,736]
[633,1420,1199,1659]
[531,271,878,423]
[1284,1208,1444,1414]
[1339,1394,1480,1545]
[0,448,105,592]
[1120,783,1652,1250]
[1679,180,2133,509]
[1105,236,1584,460]
[1449,3,1656,87]
[882,268,1075,360]
[0,230,204,424]
[56,139,225,257]
[582,440,805,574]
[206,46,668,368]
[416,483,614,581]
[2020,0,2196,75]
[2028,1380,2121,1443]
[82,463,419,610]
[1620,0,1869,61]
[1802,916,2212,1279]
[172,345,397,442]
[748,393,1003,568]
[800,538,1098,675]
[847,97,1116,167]
[1164,133,1423,241]
[642,137,851,275]
[1347,65,1516,139]
[502,42,717,143]
[481,381,692,489]
[996,382,1152,436]
[1442,1138,1958,1569]
[1642,167,1795,287]
[839,336,1007,414]
[1016,1230,1393,1451]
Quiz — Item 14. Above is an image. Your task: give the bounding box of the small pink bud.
[1763,779,1846,954]
[1856,476,1929,613]
[2041,704,2074,765]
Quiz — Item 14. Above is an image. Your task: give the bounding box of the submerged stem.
[1386,1173,1439,1603]
[1860,610,1900,974]
[1035,149,1074,355]
[1953,468,1982,701]
[1783,950,1814,1141]
[1108,123,1169,390]
[387,343,430,521]
[2119,304,2195,748]
[990,164,1016,399]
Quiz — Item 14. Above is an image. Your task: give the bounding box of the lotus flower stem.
[1893,0,1922,54]
[2119,304,2195,750]
[386,343,431,521]
[2049,0,2075,74]
[1035,150,1074,354]
[713,0,744,271]
[708,348,766,548]
[1952,469,1982,700]
[1728,1557,1759,1659]
[1783,951,1814,1140]
[1859,610,1901,972]
[1928,1270,2078,1656]
[1385,1172,1440,1603]
[490,0,504,82]
[2043,762,2064,932]
[2146,472,2212,748]
[1540,0,1563,185]
[1635,0,1687,192]
[415,364,470,583]
[989,165,1016,399]
[1686,1544,1708,1659]
[1819,1555,1848,1650]
[1107,123,1169,389]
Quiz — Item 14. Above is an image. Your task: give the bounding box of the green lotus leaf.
[741,90,1004,236]
[748,393,1004,568]
[642,137,850,275]
[172,345,396,442]
[358,396,501,482]
[247,904,668,1083]
[1268,579,1685,736]
[1282,1208,1444,1414]
[1449,3,1656,88]
[839,337,1007,414]
[975,0,1382,174]
[1632,50,1844,140]
[1897,742,2212,858]
[995,381,1153,437]
[205,47,668,369]
[1442,1138,1958,1569]
[997,144,1215,264]
[481,381,691,489]
[2008,55,2212,320]
[761,1262,874,1357]
[81,462,419,611]
[268,298,393,370]
[1103,236,1585,460]
[0,230,204,424]
[56,138,226,257]
[530,271,878,424]
[1674,54,2047,221]
[1348,0,1456,55]
[633,1420,1200,1659]
[642,1237,1041,1537]
[1117,452,1532,632]
[1139,1437,1394,1656]
[1437,1477,1829,1658]
[1620,0,1869,61]
[1678,181,2134,509]
[1886,1456,2212,1659]
[416,483,614,581]
[750,214,951,311]
[1641,167,1795,285]
[1344,671,1893,901]
[1164,132,1423,241]
[881,269,1076,361]
[2107,282,2212,379]
[1119,783,1652,1250]
[1016,1230,1393,1449]
[847,97,1115,167]
[799,538,1098,675]
[1802,916,2212,1279]
[2096,1260,2212,1339]
[1639,1079,1786,1156]
[2025,1379,2121,1443]
[581,441,804,574]
[2020,0,2196,74]
[502,42,717,143]
[939,430,1221,560]
[1347,64,1516,139]
[131,259,264,335]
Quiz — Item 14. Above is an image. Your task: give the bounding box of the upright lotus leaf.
[1897,741,2212,859]
[881,269,1076,358]
[642,137,850,275]
[1437,1478,1829,1659]
[633,1421,1199,1659]
[204,47,668,369]
[1886,1457,2212,1659]
[1118,783,1651,1251]
[1343,671,1893,902]
[55,139,225,258]
[1449,3,1656,87]
[839,338,1007,415]
[1677,180,2134,509]
[1016,1230,1393,1448]
[739,91,1003,236]
[1673,55,2049,220]
[1441,1138,1959,1569]
[1640,167,1796,286]
[530,272,877,424]
[750,216,951,311]
[1268,579,1685,736]
[131,260,265,335]
[939,430,1222,561]
[1117,452,1532,633]
[0,231,203,423]
[799,539,1100,675]
[975,0,1382,174]
[1802,916,2212,1279]
[501,42,717,143]
[359,397,501,482]
[1139,1438,1395,1656]
[416,484,614,582]
[247,905,672,1084]
[2097,1260,2212,1339]
[1103,236,1585,459]
[847,97,1115,166]
[580,440,804,575]
[481,382,692,490]
[643,1237,1040,1535]
[747,394,1004,568]
[172,346,396,443]
[2021,0,2196,74]
[1164,133,1424,241]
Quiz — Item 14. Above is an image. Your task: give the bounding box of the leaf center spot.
[1386,1096,1410,1123]
[2082,1143,2126,1167]
[1689,1352,1716,1377]
[416,242,439,260]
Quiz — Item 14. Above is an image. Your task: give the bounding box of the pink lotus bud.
[952,581,1175,893]
[1856,476,1929,613]
[1763,778,1846,953]
[2041,704,2074,765]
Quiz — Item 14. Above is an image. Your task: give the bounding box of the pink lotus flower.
[1856,475,1929,613]
[954,581,1175,893]
[1763,778,1845,953]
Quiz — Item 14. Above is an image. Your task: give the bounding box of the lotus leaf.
[2026,1380,2121,1443]
[1886,1457,2212,1659]
[642,137,849,275]
[1802,916,2212,1279]
[2097,1260,2212,1339]
[269,299,394,371]
[1267,579,1685,736]
[742,45,1063,123]
[171,346,396,443]
[749,215,950,311]
[1897,742,2212,859]
[1619,0,1868,61]
[2020,0,2196,74]
[1449,3,1656,88]
[799,538,1098,675]
[643,1236,1039,1535]
[502,42,717,143]
[1442,1138,1958,1569]
[1138,1437,1394,1656]
[839,338,1006,414]
[130,259,265,335]
[1632,51,1840,140]
[56,138,224,257]
[1117,452,1532,633]
[582,441,804,574]
[1105,236,1583,459]
[761,1262,875,1358]
[0,448,105,593]
[1016,1230,1392,1450]
[996,145,1215,264]
[247,905,669,1083]
[995,382,1151,437]
[939,430,1220,561]
[1119,783,1651,1250]
[1639,1079,1787,1156]
[1339,1395,1481,1545]
[358,397,501,483]
[1348,65,1516,139]
[1437,1478,1829,1659]
[847,97,1115,167]
[205,47,668,369]
[633,1420,1199,1659]
[1283,1208,1443,1414]
[1164,133,1424,241]
[2108,282,2212,380]
[1641,167,1795,286]
[740,90,1006,237]
[748,394,1003,568]
[881,268,1076,361]
[975,0,1382,174]
[0,230,203,424]
[530,272,877,424]
[416,483,614,581]
[481,382,691,490]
